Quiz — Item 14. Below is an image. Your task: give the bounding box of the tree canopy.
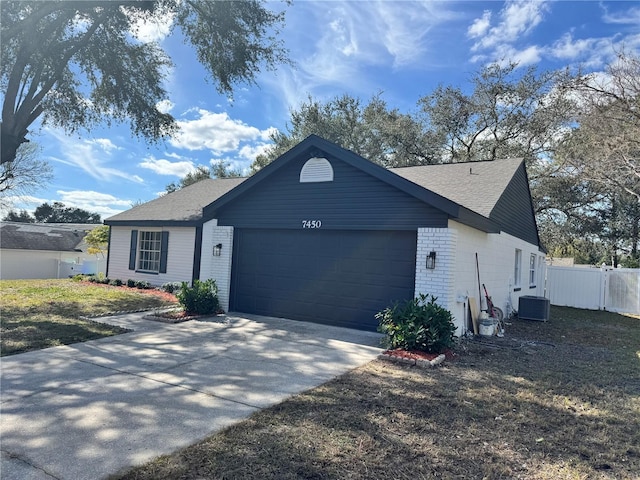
[557,52,640,201]
[251,93,439,173]
[251,55,639,266]
[34,201,101,223]
[419,62,576,164]
[0,142,53,208]
[1,0,289,164]
[84,224,109,255]
[2,208,35,222]
[165,161,243,194]
[3,201,102,223]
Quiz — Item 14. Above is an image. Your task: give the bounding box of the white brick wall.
[199,219,234,312]
[414,223,545,335]
[414,227,460,329]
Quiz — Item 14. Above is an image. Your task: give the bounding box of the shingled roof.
[106,160,522,226]
[105,177,246,226]
[0,222,97,252]
[390,158,523,218]
[104,133,528,235]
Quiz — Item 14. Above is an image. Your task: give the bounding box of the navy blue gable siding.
[490,163,541,247]
[214,155,447,230]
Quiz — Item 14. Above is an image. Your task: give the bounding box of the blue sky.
[4,0,640,220]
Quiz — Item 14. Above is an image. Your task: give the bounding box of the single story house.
[105,135,546,333]
[0,222,106,279]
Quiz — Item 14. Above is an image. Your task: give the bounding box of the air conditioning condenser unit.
[518,295,550,322]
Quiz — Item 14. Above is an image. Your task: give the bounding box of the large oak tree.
[1,0,289,164]
[558,51,640,201]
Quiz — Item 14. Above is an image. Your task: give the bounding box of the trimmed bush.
[161,282,182,294]
[109,278,123,286]
[126,279,136,288]
[135,280,151,289]
[176,279,219,315]
[376,293,457,354]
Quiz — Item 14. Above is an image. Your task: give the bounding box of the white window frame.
[137,230,162,273]
[514,249,522,289]
[529,253,536,287]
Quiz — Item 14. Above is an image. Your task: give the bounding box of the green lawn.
[0,279,177,356]
[113,307,640,480]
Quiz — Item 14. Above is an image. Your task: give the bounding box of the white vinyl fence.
[547,266,640,314]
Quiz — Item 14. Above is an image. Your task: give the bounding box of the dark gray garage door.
[230,229,416,331]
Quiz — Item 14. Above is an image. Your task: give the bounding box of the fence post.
[600,267,608,311]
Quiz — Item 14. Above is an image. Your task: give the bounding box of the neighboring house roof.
[0,222,98,252]
[105,135,540,247]
[105,177,246,226]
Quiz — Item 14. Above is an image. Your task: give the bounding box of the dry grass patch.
[1,279,177,355]
[114,306,639,480]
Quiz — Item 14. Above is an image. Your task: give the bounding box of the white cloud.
[491,44,543,66]
[468,10,492,38]
[139,155,196,177]
[470,0,549,52]
[131,10,175,43]
[91,138,120,152]
[549,33,596,60]
[237,143,272,162]
[170,109,275,154]
[156,99,175,114]
[265,1,459,109]
[601,5,640,25]
[549,32,640,69]
[57,190,132,219]
[47,130,143,183]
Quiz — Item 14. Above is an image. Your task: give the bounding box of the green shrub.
[161,282,182,294]
[126,279,136,288]
[109,278,123,286]
[71,274,85,282]
[376,293,457,353]
[176,279,219,315]
[100,277,111,285]
[135,280,151,289]
[87,275,98,283]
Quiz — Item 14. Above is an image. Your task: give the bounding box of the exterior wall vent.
[300,157,334,183]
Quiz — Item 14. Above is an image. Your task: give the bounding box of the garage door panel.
[231,229,416,331]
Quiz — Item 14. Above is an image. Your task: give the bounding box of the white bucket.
[479,318,495,336]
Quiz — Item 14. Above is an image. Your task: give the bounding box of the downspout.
[105,226,112,278]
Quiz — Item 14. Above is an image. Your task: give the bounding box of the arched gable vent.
[299,157,334,183]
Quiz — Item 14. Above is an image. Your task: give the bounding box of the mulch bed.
[382,348,457,361]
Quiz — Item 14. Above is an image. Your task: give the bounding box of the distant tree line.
[3,202,101,224]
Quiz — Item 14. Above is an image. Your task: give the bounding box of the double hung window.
[138,231,162,273]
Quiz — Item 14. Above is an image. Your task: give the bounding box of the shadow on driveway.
[1,312,383,480]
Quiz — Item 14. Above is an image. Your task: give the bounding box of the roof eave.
[456,207,501,233]
[104,219,200,227]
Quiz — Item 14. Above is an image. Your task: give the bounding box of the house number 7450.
[302,220,322,228]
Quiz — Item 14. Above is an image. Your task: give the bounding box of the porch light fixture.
[213,243,223,256]
[426,251,436,269]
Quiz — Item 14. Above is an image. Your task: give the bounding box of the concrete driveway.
[0,312,383,480]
